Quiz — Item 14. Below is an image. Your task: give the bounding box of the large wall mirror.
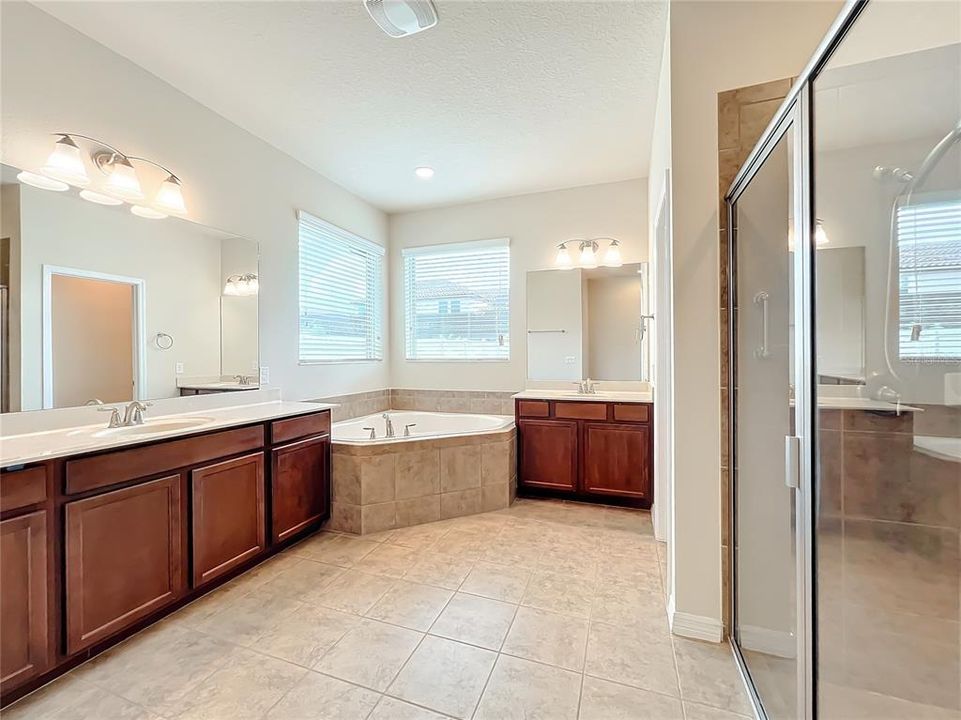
[1,164,259,413]
[526,263,651,382]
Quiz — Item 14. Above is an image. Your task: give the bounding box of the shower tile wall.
[819,406,960,712]
[717,77,794,633]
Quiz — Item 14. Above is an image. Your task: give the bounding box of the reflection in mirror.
[526,262,649,382]
[815,246,865,384]
[0,164,259,412]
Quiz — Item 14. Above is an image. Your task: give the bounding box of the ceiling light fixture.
[80,189,123,206]
[364,0,438,38]
[415,166,435,180]
[224,273,259,297]
[16,171,69,192]
[22,133,188,221]
[41,134,89,187]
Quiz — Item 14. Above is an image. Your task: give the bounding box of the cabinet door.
[65,475,183,654]
[191,452,265,587]
[517,419,578,491]
[582,422,651,501]
[1,511,50,693]
[271,435,329,544]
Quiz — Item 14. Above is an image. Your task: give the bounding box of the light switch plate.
[259,366,270,384]
[175,362,184,374]
[564,356,576,364]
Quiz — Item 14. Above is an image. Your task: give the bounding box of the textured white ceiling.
[35,1,667,212]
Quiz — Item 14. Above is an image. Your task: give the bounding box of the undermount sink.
[92,416,216,438]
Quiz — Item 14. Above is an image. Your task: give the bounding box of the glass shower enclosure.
[726,2,961,718]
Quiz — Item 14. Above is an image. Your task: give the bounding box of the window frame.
[402,237,511,363]
[297,210,385,365]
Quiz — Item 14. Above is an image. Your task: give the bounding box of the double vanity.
[0,397,334,704]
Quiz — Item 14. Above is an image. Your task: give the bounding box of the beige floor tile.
[388,636,496,719]
[682,701,753,719]
[585,620,679,697]
[169,576,257,627]
[265,671,381,719]
[355,543,421,578]
[316,569,396,614]
[388,524,451,550]
[534,547,597,579]
[474,654,581,720]
[291,532,380,566]
[501,606,588,671]
[314,619,422,691]
[191,586,301,646]
[819,682,961,720]
[674,638,753,716]
[3,676,155,720]
[429,592,516,650]
[166,646,306,720]
[260,558,345,603]
[460,561,531,603]
[521,570,593,618]
[403,553,474,590]
[580,676,684,720]
[365,580,454,631]
[254,604,359,666]
[591,583,665,626]
[368,696,451,719]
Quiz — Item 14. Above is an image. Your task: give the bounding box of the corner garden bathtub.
[330,411,516,534]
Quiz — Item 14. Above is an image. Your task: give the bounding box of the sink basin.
[92,416,216,438]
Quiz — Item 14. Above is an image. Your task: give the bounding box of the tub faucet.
[404,423,417,437]
[383,413,395,438]
[363,426,377,439]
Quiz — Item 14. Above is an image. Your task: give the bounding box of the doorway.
[42,266,145,408]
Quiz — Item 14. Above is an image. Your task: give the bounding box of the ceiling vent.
[364,0,438,38]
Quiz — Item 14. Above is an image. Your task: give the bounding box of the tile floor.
[5,499,753,720]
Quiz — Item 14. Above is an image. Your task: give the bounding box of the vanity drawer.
[1,465,48,513]
[65,425,265,495]
[270,412,330,444]
[613,404,650,423]
[554,402,608,421]
[516,400,550,418]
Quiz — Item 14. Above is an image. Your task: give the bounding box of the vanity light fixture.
[224,273,259,297]
[415,166,435,180]
[79,189,123,206]
[16,171,69,192]
[601,238,623,267]
[579,240,599,269]
[41,134,90,187]
[26,133,188,220]
[554,237,626,269]
[555,242,573,268]
[815,218,830,246]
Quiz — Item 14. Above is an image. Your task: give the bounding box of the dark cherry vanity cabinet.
[516,399,652,507]
[0,408,331,706]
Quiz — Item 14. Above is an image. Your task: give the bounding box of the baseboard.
[670,610,724,643]
[738,624,796,658]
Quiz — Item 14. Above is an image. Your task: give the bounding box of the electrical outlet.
[564,356,576,364]
[175,362,184,374]
[259,366,269,384]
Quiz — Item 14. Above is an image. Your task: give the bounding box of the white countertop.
[1,400,336,469]
[513,389,653,403]
[814,397,921,412]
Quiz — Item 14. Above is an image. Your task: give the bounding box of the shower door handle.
[784,435,800,489]
[754,291,770,358]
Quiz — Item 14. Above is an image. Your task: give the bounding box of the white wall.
[587,275,642,380]
[0,2,389,402]
[667,0,841,635]
[388,179,648,391]
[527,269,585,381]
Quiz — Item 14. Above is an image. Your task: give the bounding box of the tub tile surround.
[3,500,753,720]
[330,431,517,535]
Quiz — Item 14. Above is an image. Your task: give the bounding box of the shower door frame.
[724,2,872,718]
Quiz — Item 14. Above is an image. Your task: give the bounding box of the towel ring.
[155,332,174,350]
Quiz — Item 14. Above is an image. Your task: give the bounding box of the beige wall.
[1,2,389,402]
[388,179,648,391]
[666,0,842,635]
[51,275,134,407]
[587,275,642,380]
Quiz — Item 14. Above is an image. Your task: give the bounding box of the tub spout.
[383,413,395,438]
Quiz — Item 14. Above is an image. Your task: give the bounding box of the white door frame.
[652,169,673,548]
[42,264,146,408]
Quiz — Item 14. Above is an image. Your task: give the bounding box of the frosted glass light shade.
[603,239,623,267]
[105,157,144,201]
[155,175,187,215]
[42,136,89,187]
[579,242,597,268]
[224,273,259,296]
[555,244,573,268]
[815,218,830,246]
[17,171,69,192]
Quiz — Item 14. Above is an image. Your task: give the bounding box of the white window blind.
[403,238,510,360]
[298,211,384,362]
[898,198,961,362]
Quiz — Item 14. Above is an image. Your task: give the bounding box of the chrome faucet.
[122,401,152,426]
[575,379,597,394]
[363,426,377,439]
[404,423,417,437]
[97,406,124,428]
[383,412,395,438]
[232,374,253,386]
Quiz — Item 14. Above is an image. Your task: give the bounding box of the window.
[298,211,384,362]
[898,198,961,362]
[403,238,510,360]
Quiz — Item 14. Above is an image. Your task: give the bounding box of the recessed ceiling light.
[415,166,434,180]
